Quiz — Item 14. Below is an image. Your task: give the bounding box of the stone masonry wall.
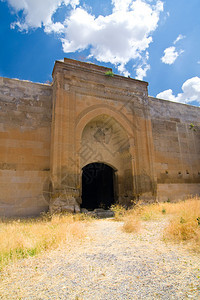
[0,59,200,216]
[149,97,200,201]
[0,77,52,216]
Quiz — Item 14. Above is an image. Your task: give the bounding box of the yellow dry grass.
[110,204,126,221]
[112,197,200,250]
[162,197,200,251]
[1,198,199,269]
[122,215,141,233]
[0,213,93,270]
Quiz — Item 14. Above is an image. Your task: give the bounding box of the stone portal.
[49,59,157,213]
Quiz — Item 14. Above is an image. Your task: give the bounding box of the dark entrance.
[81,163,115,210]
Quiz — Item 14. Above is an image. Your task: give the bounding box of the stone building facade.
[0,58,200,216]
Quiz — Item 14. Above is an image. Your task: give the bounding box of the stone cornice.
[52,59,148,90]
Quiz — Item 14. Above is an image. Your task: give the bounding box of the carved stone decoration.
[92,122,113,144]
[94,127,105,143]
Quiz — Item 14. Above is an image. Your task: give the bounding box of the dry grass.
[112,197,200,250]
[132,203,163,221]
[122,215,141,233]
[112,201,168,223]
[0,213,93,270]
[118,202,161,233]
[111,204,126,221]
[162,197,200,251]
[1,198,199,269]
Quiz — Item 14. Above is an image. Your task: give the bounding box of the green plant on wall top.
[189,123,197,132]
[105,70,114,77]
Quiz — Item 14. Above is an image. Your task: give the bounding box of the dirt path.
[0,218,200,299]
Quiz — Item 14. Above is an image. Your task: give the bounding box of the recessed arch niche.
[80,114,134,207]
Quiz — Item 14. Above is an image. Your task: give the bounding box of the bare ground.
[0,217,200,300]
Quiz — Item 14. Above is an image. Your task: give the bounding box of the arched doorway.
[81,163,115,210]
[80,114,134,207]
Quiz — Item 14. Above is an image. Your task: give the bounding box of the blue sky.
[0,0,200,106]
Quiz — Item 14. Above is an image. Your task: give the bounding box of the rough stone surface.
[149,97,200,201]
[87,209,115,219]
[49,197,80,214]
[0,78,52,217]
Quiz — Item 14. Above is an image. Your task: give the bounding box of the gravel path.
[0,218,200,300]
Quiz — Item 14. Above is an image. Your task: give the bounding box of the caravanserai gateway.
[0,58,200,216]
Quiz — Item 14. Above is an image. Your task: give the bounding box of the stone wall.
[0,59,199,217]
[0,77,52,216]
[149,97,200,201]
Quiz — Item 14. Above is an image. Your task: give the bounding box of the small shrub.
[164,218,198,241]
[189,123,197,132]
[180,217,186,224]
[122,216,141,233]
[105,70,114,77]
[111,204,126,221]
[141,210,155,221]
[162,208,166,214]
[137,204,161,221]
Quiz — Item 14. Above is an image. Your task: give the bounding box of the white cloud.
[161,46,184,65]
[7,0,79,30]
[156,77,200,105]
[111,0,132,12]
[135,63,150,80]
[136,65,149,80]
[156,89,177,102]
[45,22,65,33]
[135,50,150,80]
[173,34,185,45]
[117,64,130,77]
[61,0,163,76]
[161,34,185,65]
[6,0,164,77]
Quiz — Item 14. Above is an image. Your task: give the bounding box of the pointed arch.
[75,105,135,149]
